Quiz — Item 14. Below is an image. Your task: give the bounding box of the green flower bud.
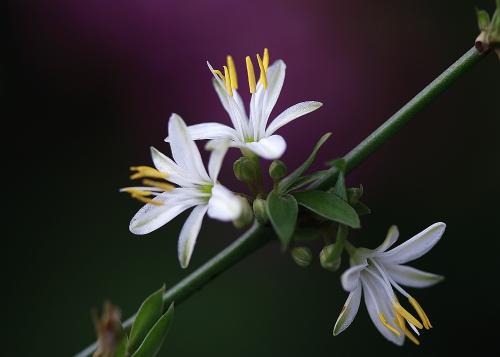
[233,197,254,229]
[233,157,258,183]
[269,160,287,182]
[252,198,268,224]
[320,244,342,272]
[291,247,313,268]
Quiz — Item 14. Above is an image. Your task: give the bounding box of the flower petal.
[385,264,444,288]
[129,190,203,235]
[243,135,286,160]
[378,222,446,265]
[150,147,195,187]
[168,114,210,182]
[164,123,238,143]
[372,225,399,254]
[207,141,229,181]
[207,184,242,221]
[333,285,362,336]
[341,263,367,292]
[361,272,404,346]
[265,101,323,136]
[178,204,209,268]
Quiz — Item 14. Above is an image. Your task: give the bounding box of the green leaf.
[115,333,129,357]
[266,191,298,247]
[132,302,175,357]
[333,171,347,200]
[476,8,491,31]
[292,228,322,242]
[128,286,165,353]
[287,170,330,192]
[353,201,371,216]
[278,133,332,193]
[293,190,360,228]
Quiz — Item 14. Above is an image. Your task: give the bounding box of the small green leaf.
[132,302,175,357]
[476,8,491,31]
[292,228,322,242]
[128,286,165,353]
[353,201,371,216]
[267,191,298,247]
[278,133,332,193]
[293,190,360,228]
[333,171,347,200]
[287,170,330,192]
[291,247,313,267]
[115,333,129,357]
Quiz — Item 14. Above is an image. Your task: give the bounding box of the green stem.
[311,47,487,189]
[75,46,488,357]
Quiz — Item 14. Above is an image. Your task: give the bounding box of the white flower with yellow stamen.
[333,223,446,346]
[121,113,242,268]
[165,49,323,160]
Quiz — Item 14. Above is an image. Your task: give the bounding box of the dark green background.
[4,0,499,356]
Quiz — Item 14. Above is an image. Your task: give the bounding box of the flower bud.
[269,160,287,182]
[291,247,313,267]
[347,185,364,205]
[320,244,342,272]
[233,157,258,183]
[233,197,254,228]
[252,197,268,224]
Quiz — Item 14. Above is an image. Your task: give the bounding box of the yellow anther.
[226,55,238,89]
[130,166,167,180]
[142,179,175,192]
[394,315,420,346]
[409,297,432,329]
[245,56,256,93]
[223,65,233,96]
[394,303,424,329]
[212,69,224,81]
[263,48,269,70]
[378,313,401,336]
[256,53,268,89]
[121,188,164,206]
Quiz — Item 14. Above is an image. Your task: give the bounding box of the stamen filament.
[246,56,256,93]
[130,166,167,180]
[223,66,233,96]
[263,48,269,70]
[142,179,175,192]
[212,69,224,81]
[394,315,420,346]
[121,188,164,206]
[378,313,401,336]
[226,55,238,89]
[394,303,424,329]
[409,297,432,329]
[256,53,268,89]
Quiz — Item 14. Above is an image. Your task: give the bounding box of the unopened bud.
[269,160,287,182]
[320,244,342,272]
[252,198,268,224]
[233,157,258,183]
[291,247,313,267]
[233,197,254,228]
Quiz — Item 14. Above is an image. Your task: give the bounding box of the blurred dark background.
[3,0,499,356]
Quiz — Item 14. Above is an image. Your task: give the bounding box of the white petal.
[372,225,399,254]
[361,273,404,346]
[129,190,203,235]
[385,264,444,288]
[168,114,210,182]
[177,204,208,268]
[341,263,367,292]
[378,222,446,265]
[207,184,242,221]
[265,101,323,136]
[333,285,362,336]
[164,123,238,142]
[150,147,195,187]
[207,141,229,181]
[243,135,286,160]
[260,60,286,134]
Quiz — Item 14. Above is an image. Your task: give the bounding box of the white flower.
[165,49,323,160]
[121,113,242,268]
[333,223,446,346]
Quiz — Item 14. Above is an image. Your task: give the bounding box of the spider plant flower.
[165,49,323,160]
[121,114,242,268]
[333,223,446,346]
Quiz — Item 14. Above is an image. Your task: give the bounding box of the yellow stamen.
[256,53,268,89]
[130,166,167,180]
[226,55,238,89]
[263,48,269,70]
[121,188,164,206]
[142,179,175,192]
[212,69,224,81]
[378,313,401,336]
[223,65,233,96]
[394,315,420,346]
[394,303,424,329]
[245,56,256,93]
[409,297,432,329]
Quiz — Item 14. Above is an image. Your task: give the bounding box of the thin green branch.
[75,46,488,357]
